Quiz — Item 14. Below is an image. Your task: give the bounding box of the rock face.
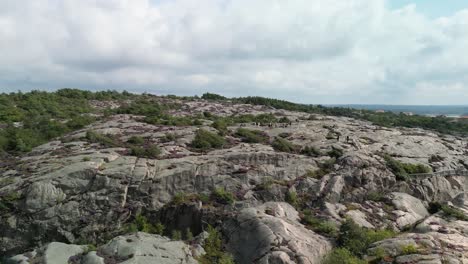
[389,192,429,229]
[223,202,332,264]
[7,232,198,264]
[98,232,197,264]
[368,212,468,263]
[2,98,468,261]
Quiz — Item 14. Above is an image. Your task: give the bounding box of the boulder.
[224,202,332,264]
[389,192,429,229]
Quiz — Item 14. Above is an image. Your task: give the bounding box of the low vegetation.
[126,214,165,235]
[271,137,297,153]
[300,210,338,237]
[211,188,236,205]
[383,155,431,181]
[198,225,235,264]
[337,219,395,258]
[191,129,226,151]
[234,128,269,143]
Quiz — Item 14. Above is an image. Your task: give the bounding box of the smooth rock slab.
[99,232,197,264]
[224,202,332,264]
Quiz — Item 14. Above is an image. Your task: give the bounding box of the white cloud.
[0,0,467,104]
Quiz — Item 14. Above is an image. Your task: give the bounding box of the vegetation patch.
[323,248,366,264]
[440,205,468,221]
[300,146,322,157]
[300,210,338,237]
[126,214,165,235]
[234,128,269,144]
[271,137,297,153]
[191,129,226,151]
[85,131,120,148]
[210,188,236,205]
[383,155,431,181]
[337,219,395,258]
[197,225,234,264]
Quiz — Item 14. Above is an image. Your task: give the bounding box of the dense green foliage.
[383,155,431,181]
[201,93,228,101]
[234,128,269,143]
[191,129,226,151]
[323,248,366,264]
[198,225,235,264]
[201,93,468,136]
[337,219,395,257]
[440,205,468,221]
[0,89,138,153]
[301,210,338,237]
[127,214,165,235]
[271,137,297,153]
[211,188,236,205]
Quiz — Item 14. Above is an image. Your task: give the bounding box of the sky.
[1,0,468,105]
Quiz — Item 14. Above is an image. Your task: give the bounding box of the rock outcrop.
[223,202,332,264]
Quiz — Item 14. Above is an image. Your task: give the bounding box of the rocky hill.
[1,92,468,263]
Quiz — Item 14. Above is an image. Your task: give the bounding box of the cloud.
[0,0,468,104]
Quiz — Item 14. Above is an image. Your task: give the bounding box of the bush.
[211,188,235,205]
[191,129,226,151]
[85,130,119,147]
[301,210,338,237]
[300,146,321,157]
[328,147,344,158]
[271,137,296,153]
[285,190,298,208]
[198,225,234,264]
[401,244,419,255]
[440,205,468,221]
[171,230,182,240]
[130,145,161,158]
[323,248,366,264]
[130,214,165,235]
[337,219,395,257]
[383,155,431,181]
[235,128,269,143]
[367,191,385,202]
[127,136,145,145]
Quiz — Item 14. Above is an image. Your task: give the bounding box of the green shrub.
[198,225,234,264]
[383,155,431,181]
[211,119,229,135]
[171,230,182,240]
[337,219,395,257]
[161,133,177,143]
[323,248,366,264]
[440,205,468,221]
[300,146,321,157]
[130,145,161,158]
[301,210,338,237]
[366,191,385,202]
[185,228,194,241]
[271,137,296,153]
[285,190,298,208]
[85,130,119,147]
[172,193,190,205]
[235,128,269,143]
[211,188,235,205]
[191,129,226,150]
[328,147,344,158]
[129,214,165,235]
[82,157,91,162]
[401,244,419,255]
[127,136,145,145]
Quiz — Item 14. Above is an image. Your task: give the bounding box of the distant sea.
[328,104,468,117]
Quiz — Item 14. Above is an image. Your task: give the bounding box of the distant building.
[401,112,413,116]
[375,109,385,113]
[459,115,468,119]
